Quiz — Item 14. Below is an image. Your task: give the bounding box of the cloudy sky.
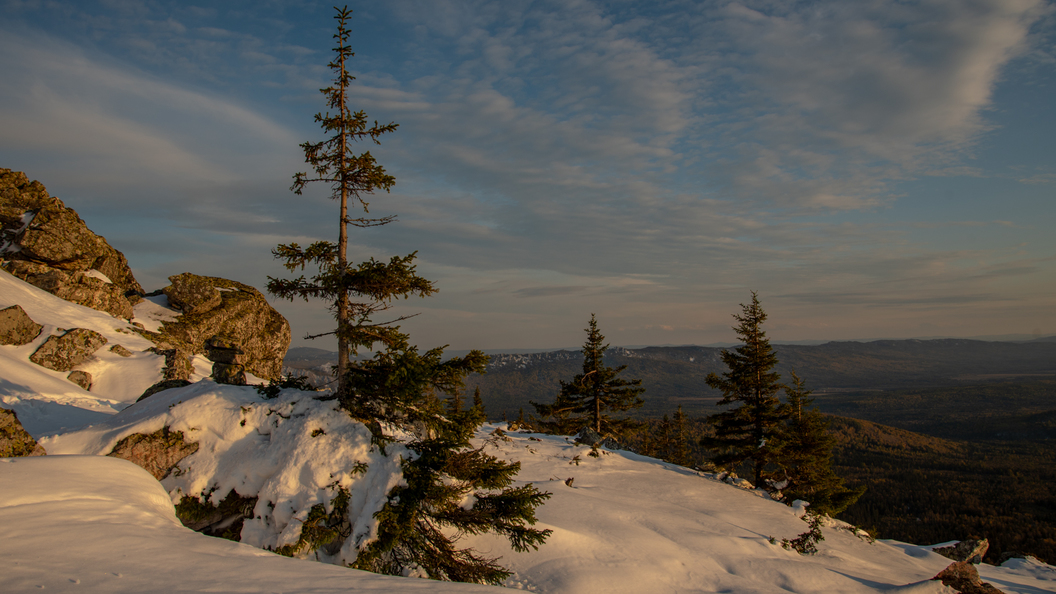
[1,0,1053,351]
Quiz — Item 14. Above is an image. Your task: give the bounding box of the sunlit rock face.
[0,168,143,319]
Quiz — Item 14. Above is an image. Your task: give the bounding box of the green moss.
[174,489,258,542]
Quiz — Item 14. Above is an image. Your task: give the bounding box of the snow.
[4,267,1056,593]
[44,382,411,563]
[0,455,491,594]
[83,268,113,283]
[0,271,237,436]
[132,293,181,332]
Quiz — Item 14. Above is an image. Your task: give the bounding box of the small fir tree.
[348,340,552,583]
[267,6,432,402]
[531,314,645,438]
[702,292,788,487]
[774,370,864,515]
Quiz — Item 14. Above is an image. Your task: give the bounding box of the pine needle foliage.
[702,292,789,486]
[351,364,552,584]
[775,370,864,515]
[531,314,645,438]
[267,6,433,401]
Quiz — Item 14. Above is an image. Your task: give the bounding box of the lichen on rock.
[1,168,143,319]
[150,273,291,380]
[29,327,108,372]
[0,304,43,345]
[107,427,199,480]
[0,408,47,457]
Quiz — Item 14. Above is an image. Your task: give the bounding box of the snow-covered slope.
[7,426,1056,594]
[0,455,490,594]
[4,267,1056,594]
[0,269,211,436]
[42,381,411,564]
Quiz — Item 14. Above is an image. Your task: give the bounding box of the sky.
[1,0,1054,352]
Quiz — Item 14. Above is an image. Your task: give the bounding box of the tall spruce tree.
[267,6,432,402]
[531,314,645,438]
[268,7,551,583]
[702,292,788,487]
[775,370,864,515]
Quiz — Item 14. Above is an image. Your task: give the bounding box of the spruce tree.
[531,314,645,438]
[269,7,551,583]
[348,339,552,583]
[775,370,864,515]
[672,405,690,467]
[702,292,788,487]
[267,6,432,402]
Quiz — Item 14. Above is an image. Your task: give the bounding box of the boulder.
[67,370,93,390]
[0,408,46,457]
[206,336,247,385]
[574,426,621,450]
[152,273,290,380]
[0,168,143,295]
[934,539,989,564]
[107,427,199,480]
[212,363,247,386]
[137,378,192,402]
[1,168,142,319]
[0,304,42,345]
[164,273,223,316]
[174,489,258,541]
[109,344,133,357]
[29,328,107,372]
[150,346,195,381]
[5,260,134,319]
[932,561,1005,594]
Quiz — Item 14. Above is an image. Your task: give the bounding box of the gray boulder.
[67,370,93,390]
[151,273,290,380]
[29,328,108,372]
[107,427,199,480]
[575,426,621,450]
[933,539,989,564]
[0,408,46,457]
[0,304,42,345]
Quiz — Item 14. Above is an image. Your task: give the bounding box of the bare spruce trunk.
[336,43,351,399]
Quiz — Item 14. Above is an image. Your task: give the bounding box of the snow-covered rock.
[44,382,410,566]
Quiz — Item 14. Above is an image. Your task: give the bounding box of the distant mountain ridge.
[464,338,1056,419]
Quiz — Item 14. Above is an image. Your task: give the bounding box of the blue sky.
[1,0,1053,351]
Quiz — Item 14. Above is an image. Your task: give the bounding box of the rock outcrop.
[152,273,290,380]
[0,408,47,456]
[29,328,108,372]
[106,427,199,480]
[136,379,192,402]
[1,168,143,318]
[934,539,989,564]
[932,561,1005,594]
[0,304,42,345]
